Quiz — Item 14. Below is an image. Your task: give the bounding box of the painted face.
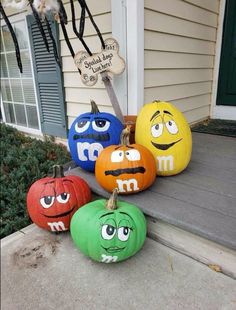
[70,199,147,263]
[68,111,124,172]
[99,210,134,258]
[150,109,183,150]
[27,174,91,232]
[37,179,77,231]
[135,101,192,176]
[95,144,156,194]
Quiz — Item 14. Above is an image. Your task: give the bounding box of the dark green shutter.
[27,14,67,137]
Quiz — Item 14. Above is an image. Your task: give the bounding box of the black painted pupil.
[95,120,107,128]
[168,121,172,126]
[106,225,115,235]
[155,124,159,130]
[123,227,129,235]
[126,152,129,155]
[119,152,122,156]
[44,196,53,205]
[60,193,68,200]
[77,120,88,128]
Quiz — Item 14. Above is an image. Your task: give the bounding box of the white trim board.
[213,105,236,120]
[211,0,236,121]
[147,216,236,279]
[112,0,144,115]
[111,0,128,115]
[126,0,144,115]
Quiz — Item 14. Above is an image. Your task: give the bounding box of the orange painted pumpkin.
[95,126,156,194]
[27,165,91,232]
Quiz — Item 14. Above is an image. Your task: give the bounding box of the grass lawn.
[0,124,71,238]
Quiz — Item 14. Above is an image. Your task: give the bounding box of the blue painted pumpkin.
[68,100,124,172]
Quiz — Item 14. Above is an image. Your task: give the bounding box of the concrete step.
[147,216,236,279]
[1,224,236,310]
[65,164,236,279]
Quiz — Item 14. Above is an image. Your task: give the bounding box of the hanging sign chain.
[70,0,125,123]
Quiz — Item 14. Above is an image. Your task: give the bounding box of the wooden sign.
[74,38,125,86]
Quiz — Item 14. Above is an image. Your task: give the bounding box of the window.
[1,19,40,133]
[1,14,67,138]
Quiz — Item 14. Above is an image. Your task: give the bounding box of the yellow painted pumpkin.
[135,101,192,176]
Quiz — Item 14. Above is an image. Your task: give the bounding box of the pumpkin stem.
[120,125,131,145]
[52,165,64,178]
[152,100,161,103]
[106,188,119,210]
[90,100,100,114]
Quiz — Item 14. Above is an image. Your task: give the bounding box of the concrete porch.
[65,132,236,277]
[1,132,236,309]
[1,224,236,310]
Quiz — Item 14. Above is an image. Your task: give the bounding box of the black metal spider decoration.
[0,0,105,75]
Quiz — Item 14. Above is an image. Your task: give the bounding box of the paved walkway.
[1,225,236,310]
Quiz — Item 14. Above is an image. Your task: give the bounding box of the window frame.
[0,12,43,136]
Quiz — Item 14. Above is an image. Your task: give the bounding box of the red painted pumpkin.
[27,165,91,232]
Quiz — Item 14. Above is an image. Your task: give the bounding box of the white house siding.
[60,0,113,129]
[144,0,220,124]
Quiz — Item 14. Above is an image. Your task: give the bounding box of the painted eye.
[165,120,178,134]
[151,123,163,138]
[75,120,90,133]
[40,196,55,208]
[57,193,70,203]
[111,150,124,162]
[92,120,110,132]
[101,224,116,240]
[125,149,141,161]
[118,227,131,241]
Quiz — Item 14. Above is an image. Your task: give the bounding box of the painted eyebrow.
[93,117,110,121]
[150,110,160,121]
[44,179,73,186]
[41,183,56,197]
[163,110,173,116]
[77,117,90,120]
[119,212,133,220]
[99,212,114,219]
[114,145,134,150]
[44,180,55,185]
[62,179,73,183]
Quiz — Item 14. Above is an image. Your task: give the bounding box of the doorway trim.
[111,0,144,115]
[111,0,128,115]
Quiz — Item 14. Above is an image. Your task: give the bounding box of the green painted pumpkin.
[70,189,146,263]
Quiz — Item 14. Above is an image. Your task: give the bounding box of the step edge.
[147,216,236,279]
[65,165,236,250]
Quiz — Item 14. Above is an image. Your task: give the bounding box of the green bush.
[0,124,71,238]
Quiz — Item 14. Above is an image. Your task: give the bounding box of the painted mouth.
[41,206,75,218]
[105,167,146,177]
[151,138,182,150]
[102,246,125,253]
[73,133,110,142]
